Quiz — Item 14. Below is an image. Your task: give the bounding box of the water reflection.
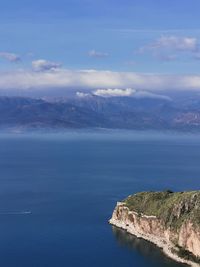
[112,226,188,267]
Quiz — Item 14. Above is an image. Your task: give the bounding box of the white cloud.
[32,59,62,72]
[94,88,135,97]
[88,49,109,58]
[0,69,200,94]
[139,36,199,60]
[76,92,90,98]
[93,88,171,100]
[0,52,21,63]
[141,36,198,52]
[157,36,197,51]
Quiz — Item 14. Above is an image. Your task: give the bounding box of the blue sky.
[1,0,200,95]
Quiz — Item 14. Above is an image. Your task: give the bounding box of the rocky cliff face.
[109,191,200,266]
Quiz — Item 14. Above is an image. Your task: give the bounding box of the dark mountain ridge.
[1,95,200,131]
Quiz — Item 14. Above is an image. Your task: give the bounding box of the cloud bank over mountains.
[1,33,200,97]
[86,88,171,100]
[93,88,135,97]
[0,68,200,96]
[0,69,200,94]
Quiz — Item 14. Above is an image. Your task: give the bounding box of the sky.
[1,0,200,96]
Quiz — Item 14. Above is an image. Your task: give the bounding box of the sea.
[0,129,199,267]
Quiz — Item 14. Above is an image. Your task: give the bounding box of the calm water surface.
[0,130,199,267]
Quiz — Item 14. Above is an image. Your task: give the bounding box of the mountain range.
[1,93,200,131]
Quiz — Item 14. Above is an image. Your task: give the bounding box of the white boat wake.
[0,211,31,215]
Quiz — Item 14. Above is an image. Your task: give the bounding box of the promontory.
[109,191,200,266]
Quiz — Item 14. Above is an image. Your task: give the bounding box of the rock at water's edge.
[109,191,200,266]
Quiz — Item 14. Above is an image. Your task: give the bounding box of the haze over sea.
[0,129,199,267]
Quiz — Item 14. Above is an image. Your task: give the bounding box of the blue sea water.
[0,130,199,267]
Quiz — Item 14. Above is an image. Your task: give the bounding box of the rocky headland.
[109,191,200,266]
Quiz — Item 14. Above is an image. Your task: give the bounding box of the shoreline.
[109,217,199,267]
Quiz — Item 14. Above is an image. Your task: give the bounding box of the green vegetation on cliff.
[124,190,200,229]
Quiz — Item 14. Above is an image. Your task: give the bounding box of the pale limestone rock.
[110,202,200,267]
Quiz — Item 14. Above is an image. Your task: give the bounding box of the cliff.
[109,191,200,266]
